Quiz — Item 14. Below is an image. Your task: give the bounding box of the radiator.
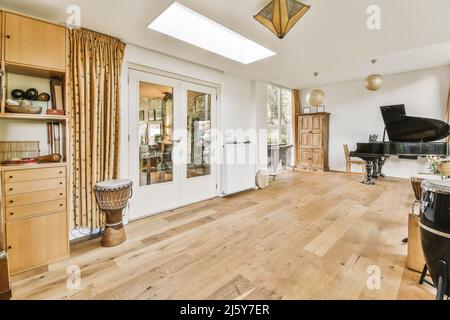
[222,141,256,195]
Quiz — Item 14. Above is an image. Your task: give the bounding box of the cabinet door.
[311,150,324,168]
[6,211,68,274]
[5,13,66,70]
[299,132,312,148]
[299,116,313,148]
[311,133,322,148]
[312,116,323,131]
[299,116,312,131]
[299,149,312,168]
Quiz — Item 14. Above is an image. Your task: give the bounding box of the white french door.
[128,69,218,220]
[179,82,218,206]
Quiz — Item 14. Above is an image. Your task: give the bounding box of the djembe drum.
[420,179,450,299]
[94,179,133,247]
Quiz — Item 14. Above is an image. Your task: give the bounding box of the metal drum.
[420,179,450,299]
[94,179,133,247]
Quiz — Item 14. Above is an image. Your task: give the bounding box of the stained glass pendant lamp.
[254,0,311,39]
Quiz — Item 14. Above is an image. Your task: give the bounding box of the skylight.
[147,2,276,64]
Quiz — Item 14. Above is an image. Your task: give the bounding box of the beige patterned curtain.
[292,89,301,166]
[67,29,126,230]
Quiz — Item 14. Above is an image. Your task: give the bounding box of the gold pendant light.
[306,73,325,108]
[254,0,311,39]
[364,59,384,91]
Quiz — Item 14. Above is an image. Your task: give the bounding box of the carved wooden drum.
[94,179,133,247]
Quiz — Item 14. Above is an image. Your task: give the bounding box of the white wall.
[300,65,450,179]
[119,44,268,192]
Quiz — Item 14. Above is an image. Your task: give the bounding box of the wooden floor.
[11,171,435,300]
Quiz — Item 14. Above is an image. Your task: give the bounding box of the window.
[267,84,294,173]
[267,84,293,145]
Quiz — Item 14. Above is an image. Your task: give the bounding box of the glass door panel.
[180,83,217,206]
[186,90,211,179]
[138,81,174,186]
[128,70,181,220]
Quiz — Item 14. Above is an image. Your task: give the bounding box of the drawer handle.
[8,246,12,250]
[9,212,14,216]
[59,182,63,185]
[60,193,64,196]
[9,176,13,179]
[6,35,10,39]
[59,171,63,174]
[9,188,13,192]
[60,204,64,207]
[9,200,14,204]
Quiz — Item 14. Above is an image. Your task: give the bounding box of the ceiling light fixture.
[148,2,276,64]
[254,0,311,39]
[306,72,325,108]
[364,59,384,91]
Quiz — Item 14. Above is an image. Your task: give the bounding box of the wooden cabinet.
[1,164,69,274]
[0,10,70,276]
[4,13,66,71]
[298,113,330,171]
[5,211,67,274]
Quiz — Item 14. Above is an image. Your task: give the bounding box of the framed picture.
[303,107,311,114]
[195,95,206,113]
[148,110,156,121]
[139,110,145,122]
[155,108,162,120]
[148,121,162,137]
[317,106,326,113]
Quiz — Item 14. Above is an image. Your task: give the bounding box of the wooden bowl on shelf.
[5,104,42,115]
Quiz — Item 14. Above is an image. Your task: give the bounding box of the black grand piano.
[350,105,450,184]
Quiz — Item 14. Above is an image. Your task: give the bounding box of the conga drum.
[94,179,133,247]
[420,179,450,299]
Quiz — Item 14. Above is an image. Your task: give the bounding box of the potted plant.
[426,156,450,178]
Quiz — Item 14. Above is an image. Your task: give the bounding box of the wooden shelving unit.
[0,10,70,275]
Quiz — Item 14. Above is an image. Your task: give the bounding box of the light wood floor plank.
[11,171,435,300]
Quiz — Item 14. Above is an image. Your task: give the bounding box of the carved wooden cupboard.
[298,113,330,171]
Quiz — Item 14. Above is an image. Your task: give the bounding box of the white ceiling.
[1,0,449,89]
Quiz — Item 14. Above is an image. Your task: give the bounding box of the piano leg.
[373,160,379,179]
[377,157,386,178]
[362,161,376,185]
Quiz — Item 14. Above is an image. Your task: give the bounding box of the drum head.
[423,179,450,194]
[95,179,133,191]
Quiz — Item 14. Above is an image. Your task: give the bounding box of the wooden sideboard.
[1,164,69,274]
[298,112,330,171]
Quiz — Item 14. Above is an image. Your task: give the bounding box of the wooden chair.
[343,144,366,178]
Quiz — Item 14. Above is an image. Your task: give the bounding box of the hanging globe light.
[306,73,325,108]
[364,59,384,91]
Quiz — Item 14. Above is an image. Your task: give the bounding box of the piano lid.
[381,105,450,142]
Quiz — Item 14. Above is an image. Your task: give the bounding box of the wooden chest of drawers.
[0,164,69,274]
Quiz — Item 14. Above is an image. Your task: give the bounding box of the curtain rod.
[62,24,125,42]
